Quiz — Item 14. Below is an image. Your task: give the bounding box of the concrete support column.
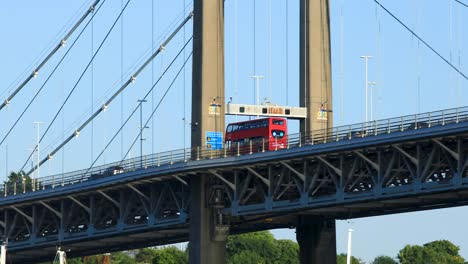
[191,0,225,149]
[189,175,227,264]
[299,0,333,134]
[190,1,226,263]
[296,216,337,264]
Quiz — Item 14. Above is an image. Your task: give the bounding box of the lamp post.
[33,121,44,191]
[211,97,222,150]
[360,56,372,123]
[368,81,377,121]
[346,228,354,264]
[251,75,264,106]
[137,99,148,167]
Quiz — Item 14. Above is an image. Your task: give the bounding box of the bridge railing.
[3,106,468,197]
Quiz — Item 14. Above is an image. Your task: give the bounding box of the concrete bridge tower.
[190,0,334,263]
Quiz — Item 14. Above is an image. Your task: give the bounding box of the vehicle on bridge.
[90,165,125,180]
[225,117,287,153]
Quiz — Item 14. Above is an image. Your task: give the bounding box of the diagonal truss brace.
[280,161,305,182]
[97,190,120,208]
[353,150,380,172]
[393,145,418,166]
[317,156,342,177]
[245,167,270,187]
[39,201,62,219]
[432,139,460,161]
[10,206,33,224]
[209,170,235,191]
[68,196,91,214]
[127,184,150,201]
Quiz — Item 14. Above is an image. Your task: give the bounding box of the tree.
[4,171,32,195]
[135,248,158,263]
[398,240,465,264]
[111,252,135,264]
[226,231,278,262]
[337,253,363,264]
[372,255,398,264]
[152,246,188,264]
[228,250,265,264]
[274,239,299,264]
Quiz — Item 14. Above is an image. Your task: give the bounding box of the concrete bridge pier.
[297,0,336,262]
[296,216,337,264]
[189,175,227,264]
[190,0,226,263]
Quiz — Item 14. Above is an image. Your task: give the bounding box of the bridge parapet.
[2,107,468,262]
[2,106,468,197]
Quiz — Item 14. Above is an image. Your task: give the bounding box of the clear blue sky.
[1,0,467,262]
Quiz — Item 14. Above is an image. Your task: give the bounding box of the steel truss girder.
[210,136,468,215]
[3,132,468,262]
[1,178,190,257]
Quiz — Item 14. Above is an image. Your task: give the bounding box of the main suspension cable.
[20,0,132,172]
[374,0,468,81]
[0,0,102,112]
[455,0,468,9]
[85,38,193,175]
[0,0,108,147]
[25,12,194,176]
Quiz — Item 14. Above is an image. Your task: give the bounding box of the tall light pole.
[360,56,372,123]
[251,75,264,106]
[137,99,148,167]
[33,121,44,191]
[368,81,377,121]
[346,228,354,264]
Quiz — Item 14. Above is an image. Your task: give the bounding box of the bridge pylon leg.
[296,216,337,264]
[189,175,227,264]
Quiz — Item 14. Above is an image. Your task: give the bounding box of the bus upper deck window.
[273,119,284,125]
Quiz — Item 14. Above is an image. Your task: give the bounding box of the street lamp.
[251,75,264,106]
[368,81,377,121]
[346,228,354,264]
[137,99,148,167]
[33,121,44,191]
[211,97,222,150]
[360,56,373,123]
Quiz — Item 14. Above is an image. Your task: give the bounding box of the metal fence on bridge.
[3,106,468,197]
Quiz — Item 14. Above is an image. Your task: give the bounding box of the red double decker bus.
[225,117,287,152]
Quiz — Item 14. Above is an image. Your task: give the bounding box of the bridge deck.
[3,106,468,262]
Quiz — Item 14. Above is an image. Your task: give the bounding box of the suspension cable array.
[0,0,102,112]
[26,12,194,177]
[86,37,193,175]
[374,0,468,81]
[20,0,132,173]
[120,52,193,166]
[0,0,108,147]
[455,0,468,9]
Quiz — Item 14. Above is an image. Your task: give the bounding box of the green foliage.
[226,231,298,264]
[228,250,265,264]
[274,239,299,264]
[226,231,277,261]
[135,248,158,263]
[152,246,188,264]
[111,252,135,264]
[337,253,363,264]
[5,171,32,194]
[398,240,465,264]
[372,255,398,264]
[66,258,84,264]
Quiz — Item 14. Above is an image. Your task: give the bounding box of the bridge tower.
[190,0,226,264]
[298,0,336,263]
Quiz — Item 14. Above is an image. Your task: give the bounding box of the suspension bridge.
[0,0,467,263]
